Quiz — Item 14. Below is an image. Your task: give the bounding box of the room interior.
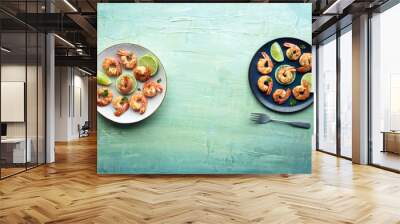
[0,0,400,223]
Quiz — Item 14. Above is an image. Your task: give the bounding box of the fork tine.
[250,116,262,121]
[250,113,263,118]
[251,117,266,122]
[250,117,260,121]
[250,114,261,119]
[251,113,266,117]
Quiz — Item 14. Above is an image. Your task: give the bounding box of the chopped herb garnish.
[101,89,108,97]
[289,98,297,106]
[299,44,306,49]
[137,88,141,91]
[157,78,162,83]
[121,96,128,104]
[264,77,272,85]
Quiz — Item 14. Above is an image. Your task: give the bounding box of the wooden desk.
[382,131,400,154]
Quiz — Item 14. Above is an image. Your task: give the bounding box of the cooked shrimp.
[130,91,147,114]
[293,79,311,101]
[102,58,122,77]
[143,80,163,97]
[97,87,113,106]
[257,75,273,95]
[117,49,137,69]
[133,66,151,82]
[297,53,312,73]
[273,88,291,105]
[257,52,274,75]
[283,43,301,61]
[117,75,134,95]
[276,66,296,85]
[112,96,129,116]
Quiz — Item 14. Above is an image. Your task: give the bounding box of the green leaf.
[121,96,128,104]
[289,98,297,106]
[101,89,109,97]
[157,78,162,83]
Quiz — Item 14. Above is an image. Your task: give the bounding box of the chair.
[78,121,90,138]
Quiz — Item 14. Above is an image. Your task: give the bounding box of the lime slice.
[97,71,111,86]
[302,73,313,92]
[270,42,284,62]
[138,54,159,76]
[275,65,296,85]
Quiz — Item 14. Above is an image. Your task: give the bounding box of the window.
[339,27,352,158]
[0,1,46,179]
[317,35,337,154]
[370,3,400,171]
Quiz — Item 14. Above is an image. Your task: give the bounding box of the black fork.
[250,113,311,129]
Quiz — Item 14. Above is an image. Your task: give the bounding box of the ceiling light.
[323,0,343,14]
[1,47,11,53]
[77,67,93,76]
[63,0,78,12]
[322,0,355,15]
[54,34,75,48]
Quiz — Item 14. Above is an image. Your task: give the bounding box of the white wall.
[71,73,89,139]
[54,67,89,141]
[55,67,69,141]
[1,64,41,137]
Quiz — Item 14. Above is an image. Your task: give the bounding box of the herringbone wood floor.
[1,135,400,224]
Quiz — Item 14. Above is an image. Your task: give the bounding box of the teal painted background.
[97,3,312,174]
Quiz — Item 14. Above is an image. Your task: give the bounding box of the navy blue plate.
[248,37,313,113]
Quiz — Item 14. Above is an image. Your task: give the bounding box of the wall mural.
[97,3,313,174]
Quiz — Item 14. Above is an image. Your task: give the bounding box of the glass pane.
[1,31,27,177]
[371,4,400,171]
[312,45,317,150]
[38,33,45,165]
[27,31,38,169]
[317,36,337,154]
[340,28,352,158]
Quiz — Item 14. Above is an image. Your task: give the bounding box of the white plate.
[97,43,167,124]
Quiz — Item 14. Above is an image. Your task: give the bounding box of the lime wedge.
[270,42,284,62]
[302,73,313,92]
[97,71,111,86]
[138,54,159,76]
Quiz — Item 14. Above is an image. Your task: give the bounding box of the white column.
[44,0,56,163]
[46,32,55,163]
[352,14,369,164]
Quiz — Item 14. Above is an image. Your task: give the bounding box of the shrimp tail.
[114,102,129,117]
[117,49,128,56]
[301,79,310,89]
[278,88,291,104]
[266,81,273,95]
[283,42,293,48]
[156,84,163,93]
[297,65,311,73]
